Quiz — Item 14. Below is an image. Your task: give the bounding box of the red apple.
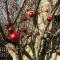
[57,51,60,56]
[47,15,53,22]
[20,27,25,32]
[20,34,24,39]
[27,32,32,38]
[45,9,48,12]
[7,25,14,34]
[28,11,35,17]
[24,16,28,21]
[48,28,52,33]
[8,32,20,42]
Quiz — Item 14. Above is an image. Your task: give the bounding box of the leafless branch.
[0,23,5,37]
[5,0,11,24]
[13,0,26,25]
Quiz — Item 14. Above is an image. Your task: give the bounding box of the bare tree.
[0,0,60,60]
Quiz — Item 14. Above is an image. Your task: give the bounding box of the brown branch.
[13,0,26,25]
[23,50,33,60]
[0,23,5,37]
[33,0,41,27]
[53,29,60,36]
[5,0,11,24]
[51,0,60,15]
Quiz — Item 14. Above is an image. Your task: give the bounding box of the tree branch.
[13,0,26,25]
[33,0,41,27]
[53,29,60,36]
[23,50,33,60]
[5,0,11,24]
[0,23,5,37]
[51,0,60,15]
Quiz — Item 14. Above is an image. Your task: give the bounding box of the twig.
[53,29,60,36]
[5,0,11,24]
[0,23,5,37]
[23,50,33,60]
[13,0,26,25]
[51,0,60,15]
[33,0,41,27]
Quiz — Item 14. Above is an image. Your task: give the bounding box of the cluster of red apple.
[7,11,36,42]
[7,25,32,42]
[7,9,53,42]
[23,10,40,21]
[23,11,36,21]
